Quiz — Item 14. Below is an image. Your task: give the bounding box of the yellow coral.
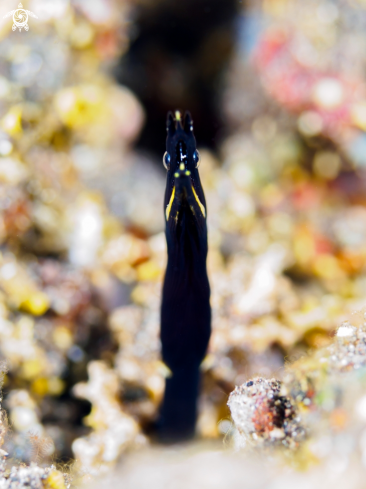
[44,470,66,489]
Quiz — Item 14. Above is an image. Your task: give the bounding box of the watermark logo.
[3,3,37,32]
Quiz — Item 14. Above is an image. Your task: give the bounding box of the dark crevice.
[115,0,240,156]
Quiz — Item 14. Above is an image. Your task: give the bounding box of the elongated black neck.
[166,204,208,272]
[162,199,210,370]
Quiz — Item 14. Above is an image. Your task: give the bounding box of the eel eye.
[193,150,200,168]
[163,151,171,170]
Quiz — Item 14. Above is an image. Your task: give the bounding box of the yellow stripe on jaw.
[166,186,175,220]
[166,184,206,220]
[192,185,206,218]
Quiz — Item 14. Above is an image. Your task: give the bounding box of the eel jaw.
[165,163,206,222]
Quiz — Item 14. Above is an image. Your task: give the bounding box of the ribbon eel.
[158,110,211,441]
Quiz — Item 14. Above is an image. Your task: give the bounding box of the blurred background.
[1,0,366,482]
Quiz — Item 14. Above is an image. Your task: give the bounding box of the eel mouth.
[165,163,206,221]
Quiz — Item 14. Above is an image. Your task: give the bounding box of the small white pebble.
[337,325,356,337]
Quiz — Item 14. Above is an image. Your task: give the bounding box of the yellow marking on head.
[174,172,179,177]
[185,170,191,176]
[165,186,175,221]
[179,163,185,171]
[191,185,206,218]
[175,110,181,121]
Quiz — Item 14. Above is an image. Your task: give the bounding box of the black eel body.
[158,110,211,441]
